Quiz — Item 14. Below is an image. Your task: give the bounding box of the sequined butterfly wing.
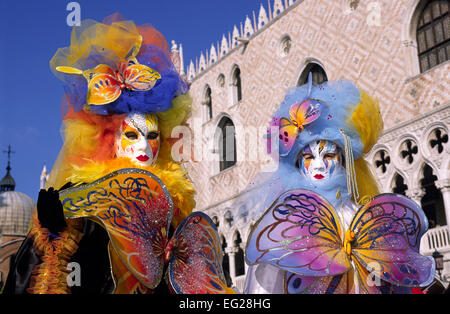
[246,189,351,277]
[167,212,236,294]
[59,168,173,289]
[349,193,435,290]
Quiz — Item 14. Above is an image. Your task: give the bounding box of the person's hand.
[37,187,67,234]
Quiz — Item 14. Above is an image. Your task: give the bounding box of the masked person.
[241,76,435,294]
[3,14,233,295]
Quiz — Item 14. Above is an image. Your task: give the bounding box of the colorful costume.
[4,14,233,294]
[242,76,435,294]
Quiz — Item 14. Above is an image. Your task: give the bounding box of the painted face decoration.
[298,140,344,181]
[115,112,160,166]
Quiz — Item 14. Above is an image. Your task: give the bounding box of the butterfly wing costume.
[246,189,435,293]
[59,169,233,294]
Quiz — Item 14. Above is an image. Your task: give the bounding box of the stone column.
[241,242,249,275]
[406,188,425,206]
[435,179,450,226]
[201,101,207,123]
[225,246,237,282]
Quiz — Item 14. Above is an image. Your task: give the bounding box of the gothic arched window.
[392,173,408,195]
[297,62,328,86]
[217,117,236,171]
[204,85,213,121]
[416,0,449,72]
[220,235,232,287]
[233,232,245,277]
[420,164,446,228]
[231,66,242,104]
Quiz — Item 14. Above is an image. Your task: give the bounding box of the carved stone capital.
[435,179,450,192]
[406,188,425,202]
[225,247,238,255]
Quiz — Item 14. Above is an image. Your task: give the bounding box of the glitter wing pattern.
[168,212,236,294]
[348,193,435,288]
[245,189,351,277]
[59,168,173,290]
[278,99,323,156]
[108,242,153,294]
[284,269,408,294]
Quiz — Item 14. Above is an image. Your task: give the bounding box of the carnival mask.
[115,112,160,166]
[298,140,344,181]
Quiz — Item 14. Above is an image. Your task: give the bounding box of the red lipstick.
[136,155,150,162]
[314,174,324,179]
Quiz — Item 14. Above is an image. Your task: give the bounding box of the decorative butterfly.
[267,73,324,157]
[59,168,235,294]
[56,36,161,106]
[245,189,435,294]
[275,99,324,156]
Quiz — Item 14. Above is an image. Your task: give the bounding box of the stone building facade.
[177,0,449,291]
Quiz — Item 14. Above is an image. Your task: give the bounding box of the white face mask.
[298,140,344,182]
[115,112,160,166]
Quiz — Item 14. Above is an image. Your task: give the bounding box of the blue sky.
[0,0,267,200]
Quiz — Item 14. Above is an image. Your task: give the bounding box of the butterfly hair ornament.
[268,73,325,157]
[50,14,187,116]
[56,35,162,107]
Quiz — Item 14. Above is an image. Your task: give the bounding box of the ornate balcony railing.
[420,225,450,256]
[233,274,246,293]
